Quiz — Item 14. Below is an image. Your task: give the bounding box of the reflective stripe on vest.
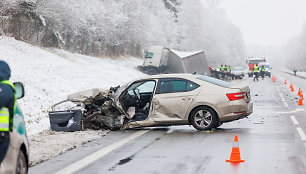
[0,80,16,132]
[254,66,259,73]
[0,107,10,131]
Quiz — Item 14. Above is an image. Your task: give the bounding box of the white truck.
[139,46,211,76]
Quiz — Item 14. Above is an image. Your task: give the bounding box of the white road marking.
[290,116,299,125]
[54,130,150,174]
[277,108,304,114]
[296,127,306,141]
[276,86,288,108]
[166,129,174,134]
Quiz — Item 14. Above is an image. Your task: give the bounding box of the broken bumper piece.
[49,110,84,132]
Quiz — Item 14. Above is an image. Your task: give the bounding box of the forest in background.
[0,0,246,66]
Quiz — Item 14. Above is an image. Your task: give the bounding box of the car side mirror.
[13,82,25,99]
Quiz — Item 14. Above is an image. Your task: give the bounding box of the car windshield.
[114,82,129,98]
[196,75,231,88]
[233,67,243,71]
[249,60,263,64]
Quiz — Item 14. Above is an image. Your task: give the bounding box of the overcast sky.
[219,0,306,46]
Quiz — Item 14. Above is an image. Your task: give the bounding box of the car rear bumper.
[218,100,253,122]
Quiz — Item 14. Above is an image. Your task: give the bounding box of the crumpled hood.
[67,88,107,102]
[0,60,11,81]
[67,88,115,104]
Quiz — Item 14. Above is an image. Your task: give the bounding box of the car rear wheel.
[16,150,28,174]
[190,106,218,130]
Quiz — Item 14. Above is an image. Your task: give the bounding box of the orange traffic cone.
[272,76,276,82]
[226,135,245,163]
[298,94,304,106]
[284,80,287,84]
[290,82,293,89]
[291,86,295,92]
[298,88,301,96]
[300,90,304,100]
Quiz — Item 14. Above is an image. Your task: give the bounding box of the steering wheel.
[133,89,140,101]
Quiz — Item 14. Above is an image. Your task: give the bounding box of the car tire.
[16,150,28,174]
[215,122,223,128]
[189,106,218,130]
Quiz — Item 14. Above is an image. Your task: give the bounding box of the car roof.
[134,73,201,81]
[248,57,265,60]
[258,62,270,65]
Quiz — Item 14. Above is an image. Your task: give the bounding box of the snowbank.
[283,69,306,78]
[0,36,145,135]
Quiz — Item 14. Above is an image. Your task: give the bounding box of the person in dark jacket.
[0,60,15,164]
[293,68,297,76]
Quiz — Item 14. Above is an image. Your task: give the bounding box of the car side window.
[159,80,186,94]
[126,81,156,94]
[137,81,156,93]
[187,81,200,91]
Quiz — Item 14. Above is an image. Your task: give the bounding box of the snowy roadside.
[283,69,306,79]
[29,129,109,166]
[0,36,145,135]
[0,36,146,165]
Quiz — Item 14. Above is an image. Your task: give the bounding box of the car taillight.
[226,92,245,101]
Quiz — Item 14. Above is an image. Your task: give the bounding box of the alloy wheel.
[194,109,212,128]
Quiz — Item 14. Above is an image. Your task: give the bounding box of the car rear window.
[187,81,199,91]
[156,78,200,94]
[196,75,231,88]
[160,80,186,93]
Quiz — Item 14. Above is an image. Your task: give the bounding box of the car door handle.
[182,97,191,100]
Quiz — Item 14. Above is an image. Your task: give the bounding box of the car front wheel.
[190,106,218,130]
[16,150,28,174]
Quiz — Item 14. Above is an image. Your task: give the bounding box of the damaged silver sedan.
[49,74,253,131]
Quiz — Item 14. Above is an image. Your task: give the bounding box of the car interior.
[119,80,156,122]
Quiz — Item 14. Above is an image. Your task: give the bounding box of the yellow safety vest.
[0,80,16,132]
[254,66,259,73]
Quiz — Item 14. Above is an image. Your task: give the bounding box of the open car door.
[119,80,157,128]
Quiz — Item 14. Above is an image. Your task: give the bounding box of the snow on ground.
[0,36,146,165]
[283,69,306,78]
[29,130,109,166]
[0,36,145,135]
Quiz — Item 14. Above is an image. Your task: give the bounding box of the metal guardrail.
[283,71,306,80]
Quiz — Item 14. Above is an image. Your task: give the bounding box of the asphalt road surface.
[30,70,306,174]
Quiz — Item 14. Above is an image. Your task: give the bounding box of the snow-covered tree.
[1,0,246,64]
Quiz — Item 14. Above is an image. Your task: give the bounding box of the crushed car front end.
[49,87,126,131]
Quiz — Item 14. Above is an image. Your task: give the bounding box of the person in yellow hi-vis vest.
[0,61,16,164]
[253,64,259,82]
